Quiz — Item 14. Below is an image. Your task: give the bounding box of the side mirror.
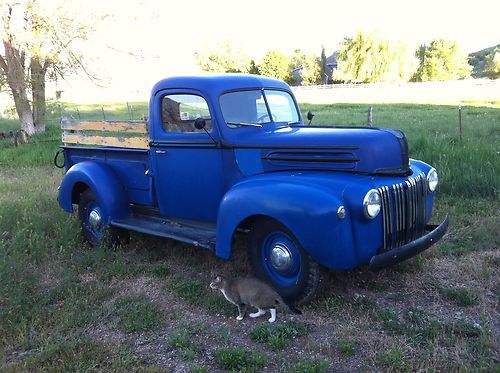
[194,117,206,130]
[307,111,314,125]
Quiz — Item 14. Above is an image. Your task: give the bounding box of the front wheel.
[78,189,129,247]
[248,219,324,305]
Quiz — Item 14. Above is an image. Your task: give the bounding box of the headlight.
[363,189,381,219]
[427,168,438,192]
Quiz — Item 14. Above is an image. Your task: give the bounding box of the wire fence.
[292,79,500,104]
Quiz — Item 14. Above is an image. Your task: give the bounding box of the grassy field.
[0,102,499,372]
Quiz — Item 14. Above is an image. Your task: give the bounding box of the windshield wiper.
[226,122,263,128]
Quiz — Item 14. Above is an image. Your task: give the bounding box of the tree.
[484,50,500,79]
[290,49,322,86]
[320,46,327,84]
[334,31,415,83]
[412,39,472,81]
[257,50,292,83]
[0,0,91,135]
[195,41,252,73]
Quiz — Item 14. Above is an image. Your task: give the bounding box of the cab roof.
[151,74,291,97]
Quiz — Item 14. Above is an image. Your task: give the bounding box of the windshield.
[220,89,300,128]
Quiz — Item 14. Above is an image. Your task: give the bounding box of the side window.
[161,94,212,133]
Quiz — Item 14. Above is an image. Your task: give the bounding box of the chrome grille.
[378,173,428,252]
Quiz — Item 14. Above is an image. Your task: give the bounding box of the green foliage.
[250,321,309,350]
[113,295,162,333]
[257,50,293,83]
[214,348,267,372]
[439,287,478,307]
[335,31,415,83]
[376,347,410,371]
[290,358,330,373]
[290,49,322,86]
[337,337,358,355]
[484,50,500,79]
[412,39,472,81]
[23,339,137,372]
[195,41,252,73]
[168,323,203,361]
[168,276,235,315]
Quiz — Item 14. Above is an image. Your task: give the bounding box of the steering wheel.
[257,113,275,122]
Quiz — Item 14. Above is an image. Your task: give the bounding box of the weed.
[439,287,478,307]
[376,347,410,371]
[214,347,267,372]
[190,365,208,373]
[250,321,309,350]
[168,277,234,316]
[113,295,162,333]
[337,337,358,355]
[21,339,136,371]
[290,358,330,373]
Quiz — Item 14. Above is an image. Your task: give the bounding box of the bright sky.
[48,0,500,101]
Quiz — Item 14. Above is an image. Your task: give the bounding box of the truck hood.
[229,125,411,176]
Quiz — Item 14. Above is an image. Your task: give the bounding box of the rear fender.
[215,176,356,269]
[58,161,129,223]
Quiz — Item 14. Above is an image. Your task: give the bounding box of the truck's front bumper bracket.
[369,215,449,271]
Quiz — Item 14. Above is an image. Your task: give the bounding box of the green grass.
[168,322,204,361]
[289,358,330,373]
[0,101,498,371]
[376,347,410,371]
[113,295,162,333]
[250,321,309,350]
[168,276,235,316]
[337,336,358,355]
[214,347,267,372]
[439,287,478,307]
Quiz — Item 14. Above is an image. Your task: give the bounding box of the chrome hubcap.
[270,244,292,271]
[88,209,102,230]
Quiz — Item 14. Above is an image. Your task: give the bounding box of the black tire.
[248,218,325,305]
[78,189,129,247]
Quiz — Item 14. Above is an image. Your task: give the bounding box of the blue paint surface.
[59,74,442,271]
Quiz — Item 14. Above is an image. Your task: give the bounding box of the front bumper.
[369,215,449,271]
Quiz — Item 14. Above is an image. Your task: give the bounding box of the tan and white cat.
[210,275,302,323]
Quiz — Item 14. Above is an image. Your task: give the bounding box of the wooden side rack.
[61,118,149,149]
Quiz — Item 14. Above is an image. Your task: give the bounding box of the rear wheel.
[78,189,129,247]
[248,219,324,305]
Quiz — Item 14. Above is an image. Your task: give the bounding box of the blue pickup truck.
[57,74,448,304]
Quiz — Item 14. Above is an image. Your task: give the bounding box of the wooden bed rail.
[61,118,149,149]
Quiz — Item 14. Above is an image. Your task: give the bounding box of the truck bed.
[63,145,154,206]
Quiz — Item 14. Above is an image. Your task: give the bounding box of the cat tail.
[276,297,302,315]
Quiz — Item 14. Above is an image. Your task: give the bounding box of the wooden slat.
[62,132,149,149]
[61,118,148,134]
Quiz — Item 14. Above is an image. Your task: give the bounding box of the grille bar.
[378,173,428,252]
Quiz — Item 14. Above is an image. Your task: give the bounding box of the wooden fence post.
[458,105,462,142]
[367,106,373,127]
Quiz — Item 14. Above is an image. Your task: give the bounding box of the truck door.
[151,92,224,222]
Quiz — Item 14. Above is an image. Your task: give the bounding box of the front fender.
[215,174,357,269]
[58,161,129,223]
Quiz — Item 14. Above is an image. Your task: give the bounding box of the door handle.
[155,150,167,154]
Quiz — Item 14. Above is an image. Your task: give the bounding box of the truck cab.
[58,74,448,304]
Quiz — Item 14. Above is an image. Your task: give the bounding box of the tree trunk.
[1,6,35,135]
[31,58,46,133]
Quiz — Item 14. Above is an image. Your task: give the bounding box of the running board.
[111,212,216,251]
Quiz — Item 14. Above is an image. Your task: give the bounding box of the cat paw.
[249,311,265,318]
[236,315,244,321]
[268,317,276,323]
